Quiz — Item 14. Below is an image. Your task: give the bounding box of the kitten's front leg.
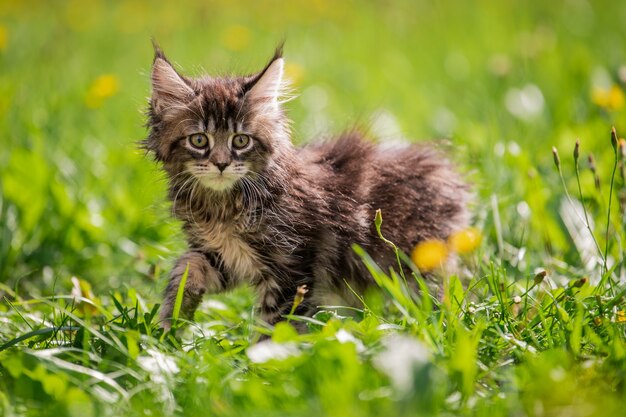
[159,251,224,330]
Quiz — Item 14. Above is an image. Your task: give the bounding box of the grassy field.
[1,0,626,416]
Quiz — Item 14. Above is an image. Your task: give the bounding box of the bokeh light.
[85,74,120,109]
[411,228,482,272]
[448,227,482,254]
[591,85,625,111]
[0,25,8,51]
[411,240,448,272]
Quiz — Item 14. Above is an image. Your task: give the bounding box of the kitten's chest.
[192,220,263,283]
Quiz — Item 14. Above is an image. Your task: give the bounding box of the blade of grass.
[172,263,190,324]
[553,146,606,272]
[4,297,34,331]
[0,326,81,351]
[603,127,619,292]
[572,139,605,269]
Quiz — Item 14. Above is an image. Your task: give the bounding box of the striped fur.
[144,45,471,330]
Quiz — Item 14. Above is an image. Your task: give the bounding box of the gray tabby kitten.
[144,45,470,330]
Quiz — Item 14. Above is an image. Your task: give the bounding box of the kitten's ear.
[246,47,286,111]
[150,44,194,114]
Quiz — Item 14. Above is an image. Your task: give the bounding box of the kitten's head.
[145,43,290,192]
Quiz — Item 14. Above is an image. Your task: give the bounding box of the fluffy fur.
[143,44,470,329]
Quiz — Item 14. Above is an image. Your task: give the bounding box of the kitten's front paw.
[159,251,221,329]
[159,279,207,331]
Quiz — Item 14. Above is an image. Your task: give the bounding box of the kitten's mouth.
[197,173,240,192]
[186,162,246,192]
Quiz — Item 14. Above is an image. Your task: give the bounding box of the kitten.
[144,44,470,330]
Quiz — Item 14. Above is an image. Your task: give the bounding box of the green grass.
[1,1,626,416]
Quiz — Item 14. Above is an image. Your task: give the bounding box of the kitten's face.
[145,47,288,192]
[182,130,254,192]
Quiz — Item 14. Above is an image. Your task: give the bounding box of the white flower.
[137,349,179,385]
[373,335,432,393]
[137,349,180,412]
[246,341,300,364]
[504,84,544,121]
[335,329,365,353]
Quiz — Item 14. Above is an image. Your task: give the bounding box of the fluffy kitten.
[144,44,470,330]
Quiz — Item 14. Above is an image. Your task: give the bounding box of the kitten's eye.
[232,134,251,150]
[188,133,208,149]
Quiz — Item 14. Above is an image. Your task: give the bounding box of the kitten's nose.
[214,162,229,172]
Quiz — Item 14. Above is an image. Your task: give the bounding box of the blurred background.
[1,0,626,298]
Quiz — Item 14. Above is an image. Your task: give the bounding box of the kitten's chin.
[198,175,239,192]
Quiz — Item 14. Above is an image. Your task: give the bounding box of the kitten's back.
[299,131,470,256]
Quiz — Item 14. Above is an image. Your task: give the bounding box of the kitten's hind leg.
[159,251,224,330]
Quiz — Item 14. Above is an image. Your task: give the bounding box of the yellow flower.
[448,227,482,254]
[285,62,305,86]
[85,74,119,108]
[411,240,448,271]
[617,311,626,323]
[221,25,251,51]
[0,25,7,51]
[591,85,625,111]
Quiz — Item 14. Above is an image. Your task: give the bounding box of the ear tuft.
[151,38,166,62]
[247,57,286,108]
[273,41,284,61]
[150,49,194,114]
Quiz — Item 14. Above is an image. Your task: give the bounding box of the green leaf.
[66,387,95,417]
[272,322,298,342]
[42,373,68,399]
